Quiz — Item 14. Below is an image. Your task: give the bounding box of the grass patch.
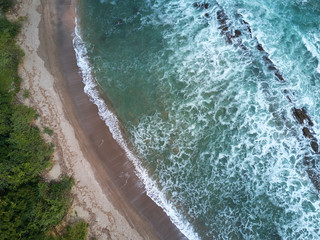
[44,126,54,136]
[22,89,30,98]
[62,221,88,240]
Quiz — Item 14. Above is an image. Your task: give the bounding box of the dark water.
[75,0,320,239]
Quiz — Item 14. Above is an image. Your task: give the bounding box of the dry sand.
[8,0,187,239]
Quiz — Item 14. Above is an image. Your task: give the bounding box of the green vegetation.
[0,177,74,239]
[0,3,88,240]
[0,103,53,190]
[0,16,24,93]
[0,0,13,13]
[62,221,88,240]
[46,221,88,240]
[22,89,30,98]
[44,126,54,136]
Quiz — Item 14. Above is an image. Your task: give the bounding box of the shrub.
[44,127,54,136]
[0,4,81,240]
[62,221,88,240]
[0,17,24,93]
[0,177,74,239]
[23,89,30,98]
[0,0,13,13]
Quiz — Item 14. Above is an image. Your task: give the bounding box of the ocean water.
[74,0,320,239]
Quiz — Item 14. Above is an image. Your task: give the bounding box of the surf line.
[193,2,320,190]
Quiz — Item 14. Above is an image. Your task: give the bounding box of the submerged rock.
[263,56,273,65]
[115,19,123,25]
[213,2,320,194]
[217,10,228,25]
[233,30,241,38]
[306,168,320,190]
[311,141,319,153]
[257,44,264,52]
[292,107,314,126]
[242,19,252,34]
[193,2,209,9]
[193,2,200,8]
[275,70,284,81]
[303,127,314,139]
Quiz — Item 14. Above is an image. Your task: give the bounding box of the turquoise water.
[75,0,320,239]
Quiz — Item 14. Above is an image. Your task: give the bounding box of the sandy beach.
[8,0,187,239]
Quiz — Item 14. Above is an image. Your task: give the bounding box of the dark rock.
[218,25,228,32]
[217,10,228,24]
[193,2,200,8]
[306,168,320,191]
[233,29,241,38]
[193,2,208,9]
[275,71,284,81]
[293,107,306,124]
[225,34,232,44]
[304,156,313,167]
[268,65,277,71]
[115,19,123,25]
[292,107,314,126]
[263,56,273,65]
[205,13,210,18]
[286,95,292,103]
[239,44,247,51]
[284,89,291,102]
[240,19,252,36]
[242,19,249,25]
[257,44,264,52]
[311,141,319,153]
[303,127,314,139]
[242,20,252,34]
[262,54,284,81]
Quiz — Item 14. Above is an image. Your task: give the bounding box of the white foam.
[73,13,199,240]
[73,1,320,238]
[302,36,320,74]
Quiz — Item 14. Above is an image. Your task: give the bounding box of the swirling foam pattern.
[76,0,320,239]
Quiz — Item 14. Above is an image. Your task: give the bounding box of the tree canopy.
[0,5,88,240]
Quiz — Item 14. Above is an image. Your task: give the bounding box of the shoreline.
[13,0,187,239]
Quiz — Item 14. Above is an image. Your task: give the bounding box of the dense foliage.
[0,5,87,240]
[0,0,13,13]
[0,11,52,193]
[0,177,74,239]
[62,221,88,240]
[0,17,23,93]
[46,221,88,240]
[0,103,53,190]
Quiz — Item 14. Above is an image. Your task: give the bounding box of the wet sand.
[14,0,187,239]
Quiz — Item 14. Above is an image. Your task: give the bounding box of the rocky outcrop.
[193,1,320,190]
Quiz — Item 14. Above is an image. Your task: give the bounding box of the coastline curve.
[73,8,198,240]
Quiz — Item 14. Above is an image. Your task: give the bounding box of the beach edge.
[14,0,187,239]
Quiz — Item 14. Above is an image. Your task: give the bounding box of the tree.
[0,0,13,13]
[61,221,88,240]
[0,104,52,190]
[0,177,74,240]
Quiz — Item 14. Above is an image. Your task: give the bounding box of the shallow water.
[75,0,320,239]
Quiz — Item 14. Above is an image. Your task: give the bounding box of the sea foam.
[73,13,199,240]
[73,0,320,238]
